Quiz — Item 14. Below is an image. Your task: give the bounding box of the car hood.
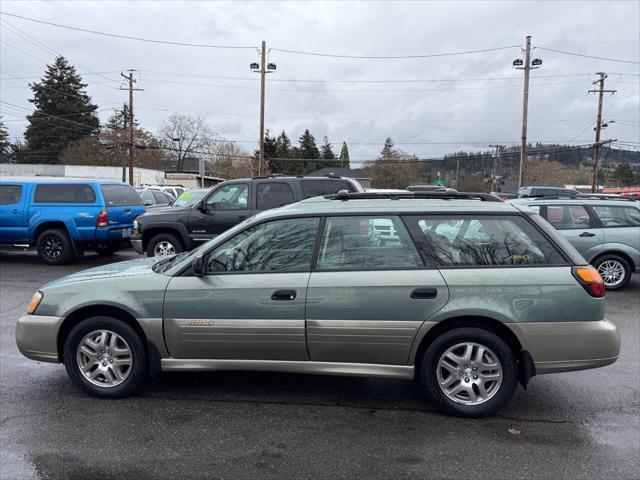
[140,206,191,220]
[42,257,160,288]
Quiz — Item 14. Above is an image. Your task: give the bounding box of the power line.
[536,46,640,65]
[269,45,521,59]
[0,11,256,49]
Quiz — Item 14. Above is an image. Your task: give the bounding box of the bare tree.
[210,141,253,179]
[159,114,219,172]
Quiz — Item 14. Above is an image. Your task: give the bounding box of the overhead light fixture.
[512,59,523,67]
[267,63,277,71]
[250,62,259,70]
[531,58,543,66]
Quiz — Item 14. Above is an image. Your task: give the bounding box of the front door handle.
[238,216,247,220]
[579,232,596,237]
[411,288,438,299]
[11,209,20,213]
[271,290,297,301]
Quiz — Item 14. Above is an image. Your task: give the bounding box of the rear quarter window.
[0,185,23,205]
[34,184,96,204]
[404,214,567,267]
[100,184,144,206]
[300,180,356,199]
[592,205,640,228]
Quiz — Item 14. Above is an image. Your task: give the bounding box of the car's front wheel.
[419,327,518,418]
[63,316,147,398]
[594,254,631,291]
[146,232,184,257]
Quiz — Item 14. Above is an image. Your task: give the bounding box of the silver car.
[515,196,640,290]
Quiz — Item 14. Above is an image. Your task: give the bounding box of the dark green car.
[16,192,619,417]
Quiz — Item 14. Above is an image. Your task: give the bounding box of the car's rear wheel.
[36,228,74,265]
[419,327,518,418]
[594,254,631,291]
[63,316,147,398]
[146,232,183,257]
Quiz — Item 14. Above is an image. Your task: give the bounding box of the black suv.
[132,175,364,256]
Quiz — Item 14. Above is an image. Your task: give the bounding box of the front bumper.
[15,314,63,363]
[507,319,620,374]
[131,238,144,255]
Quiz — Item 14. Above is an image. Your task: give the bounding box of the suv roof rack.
[325,190,502,202]
[531,194,637,202]
[252,173,287,180]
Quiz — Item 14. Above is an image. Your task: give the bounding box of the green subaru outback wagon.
[16,192,620,417]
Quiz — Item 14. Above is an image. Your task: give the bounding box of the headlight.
[133,219,139,236]
[27,291,43,315]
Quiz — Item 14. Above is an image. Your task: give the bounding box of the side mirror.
[144,200,153,206]
[192,253,205,277]
[197,199,208,213]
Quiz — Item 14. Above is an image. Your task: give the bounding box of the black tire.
[146,232,184,257]
[36,228,74,265]
[593,254,632,291]
[63,316,147,398]
[93,244,120,256]
[418,327,518,418]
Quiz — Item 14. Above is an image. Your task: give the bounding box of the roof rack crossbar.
[324,191,502,202]
[531,194,637,202]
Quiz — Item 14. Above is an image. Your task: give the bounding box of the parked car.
[514,195,640,290]
[517,186,581,198]
[141,185,185,199]
[132,174,364,257]
[0,177,144,264]
[135,188,174,209]
[407,184,447,192]
[16,191,619,417]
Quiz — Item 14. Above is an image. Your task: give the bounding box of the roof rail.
[531,194,637,202]
[324,190,502,202]
[252,173,287,180]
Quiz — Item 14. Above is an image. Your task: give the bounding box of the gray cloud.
[1,0,638,166]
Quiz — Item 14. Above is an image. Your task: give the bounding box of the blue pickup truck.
[0,177,145,264]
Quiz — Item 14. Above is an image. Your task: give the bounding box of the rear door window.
[256,182,295,210]
[0,185,23,205]
[545,205,593,229]
[404,215,566,267]
[592,205,640,228]
[317,216,422,270]
[34,184,96,203]
[100,184,144,206]
[300,180,354,199]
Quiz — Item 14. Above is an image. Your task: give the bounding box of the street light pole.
[512,36,542,190]
[251,41,276,177]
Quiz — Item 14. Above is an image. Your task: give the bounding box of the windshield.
[172,189,208,207]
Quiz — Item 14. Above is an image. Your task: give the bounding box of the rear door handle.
[11,209,20,213]
[411,288,438,299]
[271,290,297,301]
[579,232,596,237]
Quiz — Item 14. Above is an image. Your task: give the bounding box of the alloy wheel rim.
[436,342,503,406]
[154,241,175,257]
[597,260,625,287]
[76,330,133,388]
[42,234,63,259]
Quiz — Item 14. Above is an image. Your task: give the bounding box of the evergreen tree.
[320,136,336,163]
[610,163,636,186]
[0,117,11,163]
[379,137,399,160]
[339,141,350,168]
[105,103,138,131]
[25,56,99,163]
[298,129,320,174]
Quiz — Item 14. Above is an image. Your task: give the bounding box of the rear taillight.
[572,266,605,298]
[97,208,108,227]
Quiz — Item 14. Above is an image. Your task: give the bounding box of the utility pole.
[512,36,542,189]
[588,73,617,193]
[250,42,276,177]
[120,70,143,186]
[490,144,503,193]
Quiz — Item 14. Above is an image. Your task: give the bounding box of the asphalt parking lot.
[1,248,638,480]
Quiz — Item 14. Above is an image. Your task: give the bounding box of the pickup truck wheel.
[146,232,183,257]
[594,254,631,291]
[419,327,518,418]
[36,228,74,265]
[63,316,147,398]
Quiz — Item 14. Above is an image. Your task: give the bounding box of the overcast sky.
[1,0,639,166]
